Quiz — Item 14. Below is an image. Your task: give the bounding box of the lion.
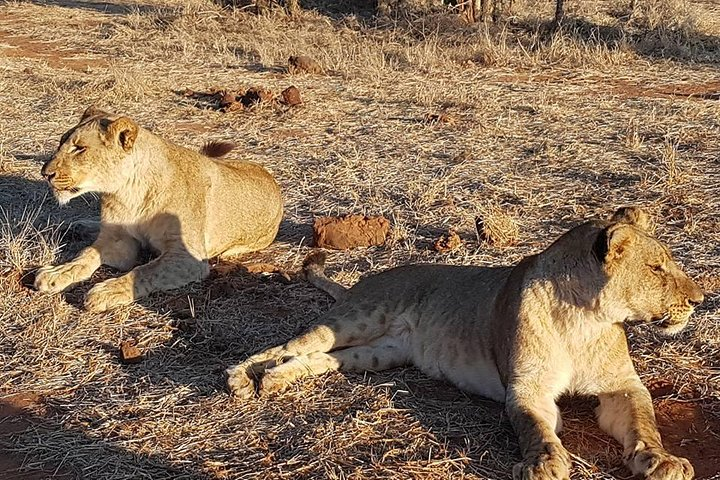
[34,106,283,312]
[226,207,703,480]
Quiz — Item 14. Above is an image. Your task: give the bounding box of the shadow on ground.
[0,394,210,479]
[22,0,158,15]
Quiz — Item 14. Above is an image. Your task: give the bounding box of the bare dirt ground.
[1,0,719,478]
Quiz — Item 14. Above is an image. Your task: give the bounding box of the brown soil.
[0,394,73,480]
[313,215,390,250]
[0,28,104,72]
[559,384,720,479]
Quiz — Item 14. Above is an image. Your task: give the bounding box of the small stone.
[119,340,143,364]
[313,215,390,250]
[434,229,463,253]
[241,87,274,107]
[288,55,324,74]
[281,86,302,106]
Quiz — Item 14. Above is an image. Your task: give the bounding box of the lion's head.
[41,106,139,205]
[594,207,704,335]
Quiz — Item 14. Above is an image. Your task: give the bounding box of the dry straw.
[0,0,718,478]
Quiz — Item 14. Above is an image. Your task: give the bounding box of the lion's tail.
[303,251,347,302]
[200,141,236,158]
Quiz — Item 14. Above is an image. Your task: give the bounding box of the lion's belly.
[411,334,506,403]
[442,357,506,402]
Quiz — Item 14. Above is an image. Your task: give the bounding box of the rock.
[288,55,324,74]
[423,112,456,125]
[313,215,390,250]
[220,91,237,107]
[119,340,143,364]
[241,87,274,107]
[280,86,302,106]
[434,228,462,253]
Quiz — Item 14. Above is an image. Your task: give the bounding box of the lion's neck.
[101,133,171,221]
[528,249,631,339]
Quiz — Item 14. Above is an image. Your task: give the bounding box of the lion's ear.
[107,117,138,152]
[610,206,652,233]
[80,105,110,122]
[593,223,636,265]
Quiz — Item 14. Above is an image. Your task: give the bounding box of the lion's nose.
[41,163,56,182]
[688,283,704,306]
[689,290,704,306]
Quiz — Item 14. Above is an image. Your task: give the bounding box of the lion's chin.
[653,317,689,336]
[53,187,83,205]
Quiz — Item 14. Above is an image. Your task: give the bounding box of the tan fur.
[302,250,347,302]
[35,106,283,312]
[226,207,703,480]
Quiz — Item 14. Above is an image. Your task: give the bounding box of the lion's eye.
[649,264,665,273]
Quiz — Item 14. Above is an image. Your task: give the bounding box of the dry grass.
[476,204,520,247]
[0,0,719,478]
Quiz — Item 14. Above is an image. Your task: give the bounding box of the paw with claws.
[225,365,257,399]
[34,263,89,293]
[513,443,571,480]
[627,446,694,480]
[84,277,134,312]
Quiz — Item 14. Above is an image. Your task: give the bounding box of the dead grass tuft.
[0,203,62,274]
[622,117,644,151]
[660,138,686,189]
[475,204,520,248]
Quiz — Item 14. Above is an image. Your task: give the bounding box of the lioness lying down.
[226,207,703,480]
[35,106,283,312]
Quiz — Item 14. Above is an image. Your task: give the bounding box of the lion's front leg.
[597,378,694,480]
[506,389,571,480]
[35,225,138,294]
[84,250,209,312]
[34,248,100,293]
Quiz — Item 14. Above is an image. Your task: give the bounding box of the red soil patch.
[655,399,720,479]
[0,30,105,72]
[611,79,720,100]
[559,385,720,479]
[313,215,390,250]
[0,393,73,480]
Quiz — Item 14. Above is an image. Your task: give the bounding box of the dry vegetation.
[1,0,719,478]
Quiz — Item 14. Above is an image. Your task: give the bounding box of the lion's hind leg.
[226,321,354,398]
[260,344,409,395]
[226,307,394,398]
[225,345,290,399]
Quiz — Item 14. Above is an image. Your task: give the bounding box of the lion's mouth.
[648,313,690,336]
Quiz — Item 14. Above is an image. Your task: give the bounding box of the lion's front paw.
[84,277,134,312]
[34,264,84,293]
[513,443,571,480]
[225,365,256,399]
[628,447,694,480]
